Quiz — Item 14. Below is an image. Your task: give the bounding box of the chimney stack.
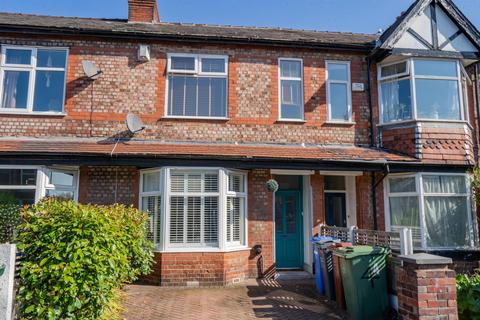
[128,0,160,23]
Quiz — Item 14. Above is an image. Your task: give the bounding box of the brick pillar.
[396,253,458,320]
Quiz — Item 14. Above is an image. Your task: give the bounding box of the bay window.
[0,166,78,205]
[0,46,68,114]
[386,173,474,249]
[379,59,469,123]
[166,54,228,118]
[139,168,248,251]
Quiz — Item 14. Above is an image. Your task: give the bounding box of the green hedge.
[0,204,21,243]
[457,273,480,319]
[17,199,154,320]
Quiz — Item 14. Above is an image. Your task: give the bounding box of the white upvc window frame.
[0,45,68,115]
[325,60,352,123]
[384,172,475,250]
[378,58,469,125]
[0,165,79,204]
[165,53,229,120]
[225,170,248,247]
[42,167,79,202]
[139,168,163,245]
[166,168,221,249]
[139,167,248,252]
[278,57,304,121]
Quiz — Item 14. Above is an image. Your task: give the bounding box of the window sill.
[378,119,470,127]
[0,110,66,117]
[162,116,229,121]
[276,119,306,124]
[324,121,356,125]
[155,246,250,253]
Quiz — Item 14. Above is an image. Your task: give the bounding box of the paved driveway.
[122,277,349,320]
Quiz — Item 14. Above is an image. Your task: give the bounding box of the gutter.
[0,25,376,52]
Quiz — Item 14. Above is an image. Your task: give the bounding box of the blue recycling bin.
[311,236,337,295]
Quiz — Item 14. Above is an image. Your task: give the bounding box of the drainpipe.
[475,63,480,157]
[367,58,375,147]
[367,58,379,230]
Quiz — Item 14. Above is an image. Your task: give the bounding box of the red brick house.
[0,0,479,285]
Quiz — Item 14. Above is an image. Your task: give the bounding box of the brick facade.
[380,122,474,165]
[78,166,139,206]
[247,169,275,279]
[142,250,250,287]
[0,33,475,167]
[0,35,371,146]
[0,0,478,291]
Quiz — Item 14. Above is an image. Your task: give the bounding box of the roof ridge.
[0,10,127,23]
[0,11,377,37]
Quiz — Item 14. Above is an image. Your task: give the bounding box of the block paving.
[122,278,349,320]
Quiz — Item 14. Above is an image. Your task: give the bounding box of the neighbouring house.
[0,0,479,286]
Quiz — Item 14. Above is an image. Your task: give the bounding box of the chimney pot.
[128,0,160,23]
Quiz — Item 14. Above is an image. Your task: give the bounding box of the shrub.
[17,199,154,320]
[0,192,21,243]
[457,272,480,319]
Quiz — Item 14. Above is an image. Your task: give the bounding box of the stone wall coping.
[399,253,453,265]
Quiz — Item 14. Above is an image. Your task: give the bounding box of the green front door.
[275,190,303,269]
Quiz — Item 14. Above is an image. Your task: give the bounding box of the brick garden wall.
[396,261,458,319]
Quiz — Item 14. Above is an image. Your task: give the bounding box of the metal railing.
[319,225,413,255]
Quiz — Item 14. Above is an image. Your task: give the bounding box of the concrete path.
[122,277,349,320]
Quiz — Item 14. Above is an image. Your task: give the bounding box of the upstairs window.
[326,61,352,122]
[379,59,468,123]
[278,58,304,120]
[166,54,228,118]
[0,46,68,114]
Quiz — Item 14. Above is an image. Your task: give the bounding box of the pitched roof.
[0,12,377,50]
[0,138,416,163]
[378,0,480,50]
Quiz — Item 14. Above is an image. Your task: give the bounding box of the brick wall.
[143,250,250,286]
[381,122,474,165]
[78,166,139,206]
[311,173,325,234]
[355,172,385,231]
[419,124,473,165]
[247,169,275,278]
[0,35,371,147]
[396,259,458,319]
[128,0,160,23]
[381,125,417,157]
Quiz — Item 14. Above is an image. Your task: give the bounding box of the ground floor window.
[386,173,474,249]
[139,167,248,251]
[0,166,78,205]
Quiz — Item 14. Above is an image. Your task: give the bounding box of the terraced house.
[0,0,479,286]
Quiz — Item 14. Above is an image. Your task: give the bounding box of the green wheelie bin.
[333,246,390,320]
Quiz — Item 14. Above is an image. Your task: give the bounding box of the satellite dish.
[82,60,103,80]
[126,113,145,134]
